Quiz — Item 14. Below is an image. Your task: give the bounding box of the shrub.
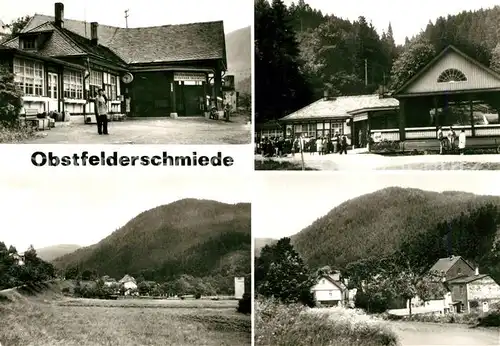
[237,293,251,314]
[478,311,500,327]
[194,293,201,299]
[0,64,23,126]
[255,298,398,346]
[371,140,400,153]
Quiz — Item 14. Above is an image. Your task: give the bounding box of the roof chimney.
[54,2,64,28]
[90,22,99,45]
[323,89,329,101]
[475,267,479,275]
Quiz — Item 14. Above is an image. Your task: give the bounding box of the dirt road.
[389,321,500,346]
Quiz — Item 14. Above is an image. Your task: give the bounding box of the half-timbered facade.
[0,2,227,122]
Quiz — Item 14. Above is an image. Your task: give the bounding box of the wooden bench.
[22,109,53,131]
[23,109,40,130]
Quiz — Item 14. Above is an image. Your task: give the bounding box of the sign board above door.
[174,72,206,82]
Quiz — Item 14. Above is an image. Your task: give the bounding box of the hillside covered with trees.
[255,0,500,122]
[290,187,500,284]
[53,199,251,295]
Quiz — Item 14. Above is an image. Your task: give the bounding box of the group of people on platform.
[255,133,350,157]
[437,126,467,155]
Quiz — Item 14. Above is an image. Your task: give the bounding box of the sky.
[253,171,500,239]
[0,0,251,34]
[283,0,499,45]
[0,170,252,252]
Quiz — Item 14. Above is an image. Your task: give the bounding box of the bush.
[255,298,398,346]
[0,124,39,143]
[478,311,500,327]
[371,140,400,153]
[0,64,23,126]
[194,293,201,299]
[237,293,251,314]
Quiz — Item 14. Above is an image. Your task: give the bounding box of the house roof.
[59,27,127,66]
[317,274,347,291]
[429,256,474,275]
[280,95,399,122]
[21,14,226,65]
[394,45,500,96]
[0,43,86,70]
[4,21,127,67]
[256,120,283,130]
[118,274,136,284]
[447,274,489,284]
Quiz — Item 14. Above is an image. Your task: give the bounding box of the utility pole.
[125,9,129,28]
[364,59,368,86]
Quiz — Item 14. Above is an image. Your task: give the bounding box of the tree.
[0,64,23,126]
[491,43,500,73]
[64,266,79,280]
[137,281,150,296]
[174,275,194,296]
[81,269,97,281]
[3,16,32,39]
[256,237,315,306]
[255,0,312,122]
[387,258,445,316]
[390,37,436,91]
[355,255,447,316]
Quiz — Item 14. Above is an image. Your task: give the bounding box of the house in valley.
[446,270,500,313]
[101,275,117,287]
[118,274,137,294]
[0,2,228,125]
[311,271,349,307]
[409,255,500,314]
[429,255,476,281]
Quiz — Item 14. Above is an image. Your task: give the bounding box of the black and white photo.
[254,172,500,345]
[0,170,251,345]
[255,0,500,170]
[0,0,251,144]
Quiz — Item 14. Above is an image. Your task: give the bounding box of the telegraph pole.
[125,10,129,28]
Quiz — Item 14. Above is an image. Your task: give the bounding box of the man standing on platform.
[95,88,109,135]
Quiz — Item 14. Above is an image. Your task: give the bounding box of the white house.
[407,290,453,314]
[101,275,117,287]
[311,273,348,307]
[118,274,137,295]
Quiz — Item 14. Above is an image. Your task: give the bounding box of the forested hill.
[290,187,500,282]
[52,199,251,282]
[255,0,500,123]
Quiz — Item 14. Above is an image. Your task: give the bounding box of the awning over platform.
[280,94,399,122]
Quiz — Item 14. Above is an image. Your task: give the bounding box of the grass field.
[255,299,398,346]
[0,283,250,346]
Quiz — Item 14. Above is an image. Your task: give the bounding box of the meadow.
[255,298,398,346]
[0,284,250,346]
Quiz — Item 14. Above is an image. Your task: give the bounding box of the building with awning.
[0,2,228,122]
[257,45,500,152]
